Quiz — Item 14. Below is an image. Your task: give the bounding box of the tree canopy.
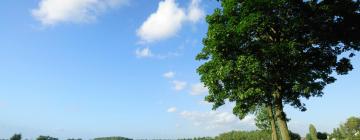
[197,0,359,139]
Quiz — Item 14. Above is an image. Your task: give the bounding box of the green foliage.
[192,137,214,140]
[306,134,311,140]
[197,0,359,139]
[256,106,302,140]
[309,124,318,140]
[345,117,360,136]
[10,134,21,140]
[316,132,328,140]
[181,130,298,140]
[36,136,58,140]
[329,116,360,140]
[289,131,301,140]
[214,130,271,140]
[305,124,327,140]
[254,105,290,129]
[178,137,214,140]
[329,127,346,140]
[94,136,132,140]
[255,107,271,130]
[197,0,360,120]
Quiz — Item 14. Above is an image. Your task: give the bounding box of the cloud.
[163,71,176,79]
[180,110,256,130]
[190,83,208,95]
[172,80,187,91]
[167,107,177,113]
[135,47,153,58]
[134,48,183,59]
[136,0,186,43]
[187,0,205,23]
[32,0,128,26]
[137,0,204,43]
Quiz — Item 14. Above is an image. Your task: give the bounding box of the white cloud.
[187,0,205,23]
[167,107,177,113]
[172,80,187,91]
[163,71,176,79]
[180,110,255,130]
[135,47,153,58]
[137,0,186,43]
[190,83,208,95]
[32,0,128,26]
[137,0,204,43]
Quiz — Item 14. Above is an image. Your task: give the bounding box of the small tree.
[344,116,360,137]
[316,132,328,140]
[309,124,318,140]
[329,127,346,140]
[289,131,301,140]
[330,116,360,139]
[10,134,21,140]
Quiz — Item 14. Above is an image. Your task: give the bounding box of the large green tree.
[196,0,359,140]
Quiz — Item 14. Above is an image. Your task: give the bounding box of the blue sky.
[0,0,359,139]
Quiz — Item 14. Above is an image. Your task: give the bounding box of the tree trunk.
[274,92,291,140]
[267,105,278,140]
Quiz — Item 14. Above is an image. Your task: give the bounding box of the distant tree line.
[4,116,359,140]
[328,116,360,140]
[177,130,298,140]
[94,136,132,140]
[6,135,131,140]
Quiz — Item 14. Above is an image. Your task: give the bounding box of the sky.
[0,0,359,139]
